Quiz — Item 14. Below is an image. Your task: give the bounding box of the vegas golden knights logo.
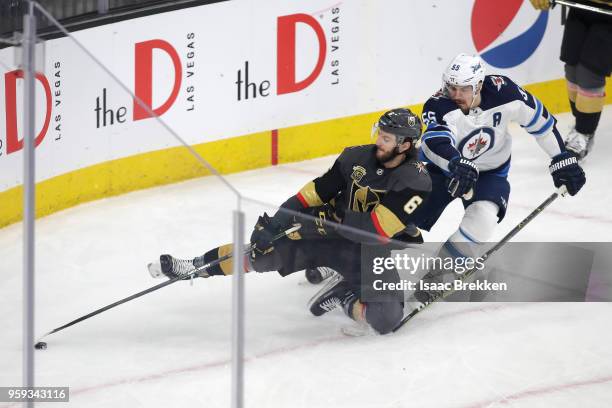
[349,182,384,212]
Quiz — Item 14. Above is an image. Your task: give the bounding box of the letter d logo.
[4,70,52,154]
[277,13,326,95]
[133,39,182,121]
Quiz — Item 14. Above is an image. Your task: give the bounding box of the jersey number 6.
[404,195,423,214]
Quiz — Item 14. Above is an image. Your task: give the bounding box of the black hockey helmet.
[375,108,422,144]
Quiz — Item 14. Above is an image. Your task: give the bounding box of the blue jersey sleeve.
[419,96,461,173]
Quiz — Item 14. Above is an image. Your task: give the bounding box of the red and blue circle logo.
[471,0,548,68]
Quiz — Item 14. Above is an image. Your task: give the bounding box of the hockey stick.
[36,224,301,343]
[392,186,567,332]
[551,0,612,16]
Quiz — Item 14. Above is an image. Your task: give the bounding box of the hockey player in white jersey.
[413,53,586,302]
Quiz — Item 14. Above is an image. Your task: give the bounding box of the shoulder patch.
[489,75,506,91]
[350,165,367,182]
[412,161,428,175]
[390,160,432,193]
[480,75,535,110]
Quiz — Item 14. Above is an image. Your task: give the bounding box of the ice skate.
[307,274,354,316]
[305,266,337,284]
[565,128,594,160]
[147,254,208,280]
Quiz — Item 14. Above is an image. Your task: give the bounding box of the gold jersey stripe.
[372,204,406,238]
[576,93,606,113]
[218,244,234,275]
[297,181,324,207]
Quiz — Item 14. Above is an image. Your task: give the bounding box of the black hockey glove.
[393,224,424,244]
[250,212,283,253]
[549,151,586,196]
[447,157,479,198]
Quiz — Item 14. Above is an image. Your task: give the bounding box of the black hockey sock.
[575,111,601,135]
[569,100,578,118]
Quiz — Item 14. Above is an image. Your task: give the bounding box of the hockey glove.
[447,157,479,198]
[549,151,586,196]
[250,212,283,253]
[393,225,424,244]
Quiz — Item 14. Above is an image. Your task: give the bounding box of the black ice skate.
[308,274,355,316]
[147,254,208,280]
[305,266,337,284]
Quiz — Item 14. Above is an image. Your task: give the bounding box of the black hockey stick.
[36,224,301,343]
[392,186,567,332]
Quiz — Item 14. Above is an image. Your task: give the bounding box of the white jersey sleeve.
[508,77,565,158]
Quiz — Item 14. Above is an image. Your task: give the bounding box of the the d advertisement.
[0,0,352,193]
[0,0,562,198]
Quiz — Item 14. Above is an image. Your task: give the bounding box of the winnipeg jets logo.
[431,89,444,100]
[490,76,506,91]
[459,128,495,160]
[468,133,488,156]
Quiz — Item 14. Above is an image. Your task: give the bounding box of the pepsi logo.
[471,0,548,68]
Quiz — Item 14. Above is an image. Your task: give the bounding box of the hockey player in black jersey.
[148,108,431,335]
[530,0,611,159]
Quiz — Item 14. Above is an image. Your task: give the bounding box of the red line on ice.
[510,202,612,225]
[61,304,523,398]
[460,375,612,408]
[1,303,600,408]
[69,334,346,398]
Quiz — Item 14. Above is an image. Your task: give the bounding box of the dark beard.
[376,146,400,164]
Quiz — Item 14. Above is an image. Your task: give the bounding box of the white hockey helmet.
[442,53,486,97]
